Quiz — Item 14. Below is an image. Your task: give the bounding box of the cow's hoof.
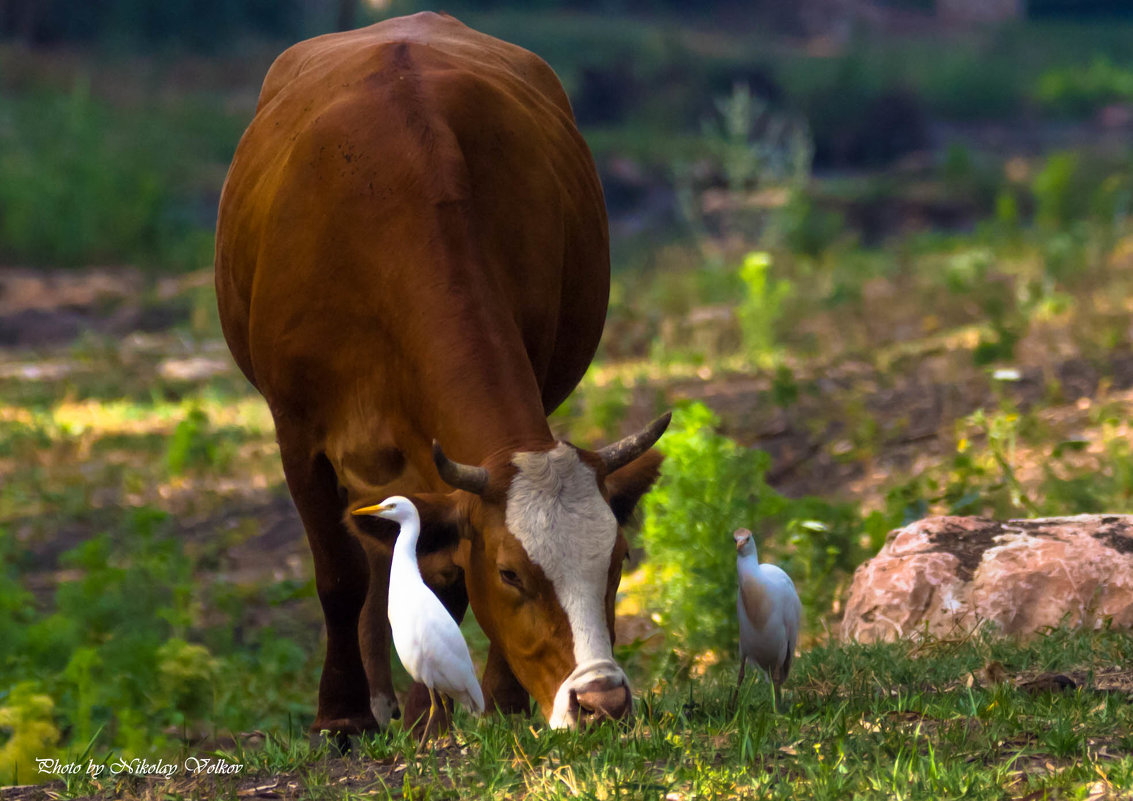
[309,716,381,755]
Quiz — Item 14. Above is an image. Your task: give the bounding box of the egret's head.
[734,528,757,558]
[353,495,418,525]
[424,414,671,729]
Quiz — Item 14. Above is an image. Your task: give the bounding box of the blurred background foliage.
[4,0,1133,771]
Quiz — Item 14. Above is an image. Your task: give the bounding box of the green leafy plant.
[1033,152,1085,231]
[0,682,60,786]
[677,82,814,248]
[155,638,219,725]
[737,251,792,367]
[640,402,775,658]
[165,403,236,476]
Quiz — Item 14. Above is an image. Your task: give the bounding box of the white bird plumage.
[733,527,802,712]
[352,496,484,731]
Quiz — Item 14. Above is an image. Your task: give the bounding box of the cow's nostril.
[573,681,631,724]
[568,688,581,716]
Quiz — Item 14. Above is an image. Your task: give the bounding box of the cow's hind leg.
[277,433,378,737]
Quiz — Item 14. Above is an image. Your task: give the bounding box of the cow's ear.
[412,492,466,543]
[606,449,664,526]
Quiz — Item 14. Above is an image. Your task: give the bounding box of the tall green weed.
[737,251,791,367]
[639,402,861,663]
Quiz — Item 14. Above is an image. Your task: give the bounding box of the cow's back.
[215,12,608,451]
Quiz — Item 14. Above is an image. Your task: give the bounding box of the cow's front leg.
[481,643,530,716]
[276,436,378,737]
[358,542,400,726]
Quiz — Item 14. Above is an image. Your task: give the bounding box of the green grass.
[27,628,1133,799]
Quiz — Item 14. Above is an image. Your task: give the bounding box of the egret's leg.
[770,674,780,715]
[730,657,747,710]
[424,686,438,740]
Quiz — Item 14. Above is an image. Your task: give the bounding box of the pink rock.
[841,515,1133,642]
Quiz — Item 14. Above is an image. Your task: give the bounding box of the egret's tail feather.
[458,681,485,715]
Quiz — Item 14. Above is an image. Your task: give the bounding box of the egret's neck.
[392,515,422,570]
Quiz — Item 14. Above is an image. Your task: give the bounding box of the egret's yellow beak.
[352,503,390,516]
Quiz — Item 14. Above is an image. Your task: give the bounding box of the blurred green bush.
[0,80,220,270]
[1034,57,1133,117]
[1,0,303,50]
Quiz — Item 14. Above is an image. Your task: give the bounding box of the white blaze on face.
[506,444,626,728]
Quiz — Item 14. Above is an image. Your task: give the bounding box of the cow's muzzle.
[549,659,631,728]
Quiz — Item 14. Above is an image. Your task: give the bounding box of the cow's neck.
[425,377,554,467]
[413,312,556,467]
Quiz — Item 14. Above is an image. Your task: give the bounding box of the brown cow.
[214,11,668,734]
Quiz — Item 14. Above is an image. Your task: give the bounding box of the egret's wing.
[760,563,797,593]
[415,603,484,714]
[778,590,802,683]
[739,572,772,630]
[432,627,485,714]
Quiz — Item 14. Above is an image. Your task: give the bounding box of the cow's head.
[403,414,668,728]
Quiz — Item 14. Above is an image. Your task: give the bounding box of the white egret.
[352,496,484,734]
[733,527,802,713]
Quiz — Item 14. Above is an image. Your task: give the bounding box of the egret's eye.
[499,568,522,588]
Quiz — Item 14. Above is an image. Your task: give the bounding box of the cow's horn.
[433,441,490,495]
[597,412,672,473]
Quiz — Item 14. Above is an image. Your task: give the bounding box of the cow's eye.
[499,568,522,588]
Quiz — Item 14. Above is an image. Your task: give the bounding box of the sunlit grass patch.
[0,387,281,526]
[44,395,273,438]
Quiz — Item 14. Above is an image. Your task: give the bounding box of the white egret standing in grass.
[732,528,801,713]
[352,496,484,734]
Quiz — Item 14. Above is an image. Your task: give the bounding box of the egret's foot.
[405,682,453,741]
